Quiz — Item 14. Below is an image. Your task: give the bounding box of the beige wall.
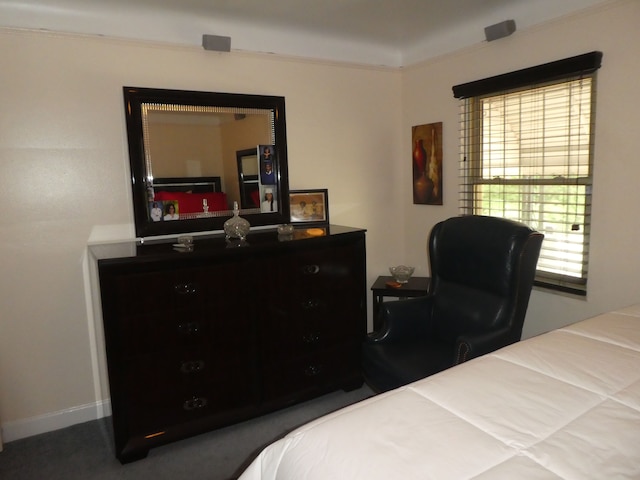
[0,29,402,438]
[148,123,225,178]
[0,0,637,440]
[401,0,640,338]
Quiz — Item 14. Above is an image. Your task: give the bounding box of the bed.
[239,304,640,479]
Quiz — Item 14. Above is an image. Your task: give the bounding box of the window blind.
[454,52,602,295]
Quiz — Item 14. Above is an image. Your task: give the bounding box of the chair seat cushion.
[362,340,453,392]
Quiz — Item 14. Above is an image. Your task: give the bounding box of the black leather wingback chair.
[362,215,544,393]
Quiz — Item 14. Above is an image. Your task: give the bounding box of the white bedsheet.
[238,304,640,479]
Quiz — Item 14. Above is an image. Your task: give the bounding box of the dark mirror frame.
[123,86,290,238]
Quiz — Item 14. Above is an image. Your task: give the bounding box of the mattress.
[238,304,640,479]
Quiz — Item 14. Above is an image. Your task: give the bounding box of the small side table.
[371,276,431,331]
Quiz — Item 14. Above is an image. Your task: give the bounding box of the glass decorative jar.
[224,201,250,240]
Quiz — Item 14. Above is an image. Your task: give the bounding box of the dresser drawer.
[105,269,207,316]
[260,316,358,364]
[102,261,245,317]
[261,345,361,402]
[284,243,363,292]
[116,310,210,355]
[115,307,253,355]
[282,289,363,329]
[123,346,253,390]
[127,373,259,435]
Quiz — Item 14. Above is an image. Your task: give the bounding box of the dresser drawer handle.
[183,396,208,411]
[304,365,322,377]
[174,283,197,295]
[301,299,321,310]
[302,333,320,344]
[177,321,201,335]
[180,360,205,374]
[303,265,320,275]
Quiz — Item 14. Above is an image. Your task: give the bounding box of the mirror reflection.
[123,87,290,238]
[143,106,277,218]
[236,148,260,209]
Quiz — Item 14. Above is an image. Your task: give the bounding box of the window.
[454,52,602,295]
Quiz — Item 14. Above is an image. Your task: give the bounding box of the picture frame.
[289,189,329,225]
[412,121,443,205]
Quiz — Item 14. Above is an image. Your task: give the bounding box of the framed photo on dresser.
[289,189,329,225]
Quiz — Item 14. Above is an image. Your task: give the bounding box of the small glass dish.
[177,235,194,246]
[389,265,415,283]
[277,224,294,235]
[173,235,195,252]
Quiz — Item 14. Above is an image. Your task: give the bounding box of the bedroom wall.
[400,0,640,338]
[147,123,225,177]
[1,0,636,443]
[0,29,402,440]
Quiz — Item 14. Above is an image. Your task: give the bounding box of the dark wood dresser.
[90,225,366,463]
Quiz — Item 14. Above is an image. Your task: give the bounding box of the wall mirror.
[123,86,290,238]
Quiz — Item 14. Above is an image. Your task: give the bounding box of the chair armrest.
[366,295,434,344]
[455,327,518,363]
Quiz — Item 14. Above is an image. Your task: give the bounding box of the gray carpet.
[0,385,374,480]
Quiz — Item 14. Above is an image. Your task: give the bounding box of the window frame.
[453,53,602,296]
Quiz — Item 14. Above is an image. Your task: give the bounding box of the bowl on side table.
[389,265,415,284]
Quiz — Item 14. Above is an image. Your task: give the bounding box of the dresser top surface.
[89,224,365,263]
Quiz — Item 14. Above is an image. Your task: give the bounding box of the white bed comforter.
[239,304,640,479]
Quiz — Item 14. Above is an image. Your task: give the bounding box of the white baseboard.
[1,399,111,443]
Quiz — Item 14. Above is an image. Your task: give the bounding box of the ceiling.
[0,0,610,67]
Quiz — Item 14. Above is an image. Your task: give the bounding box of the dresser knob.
[301,299,321,310]
[304,365,322,377]
[177,321,201,335]
[183,396,208,411]
[302,333,320,344]
[180,360,205,374]
[174,283,197,295]
[303,265,320,275]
